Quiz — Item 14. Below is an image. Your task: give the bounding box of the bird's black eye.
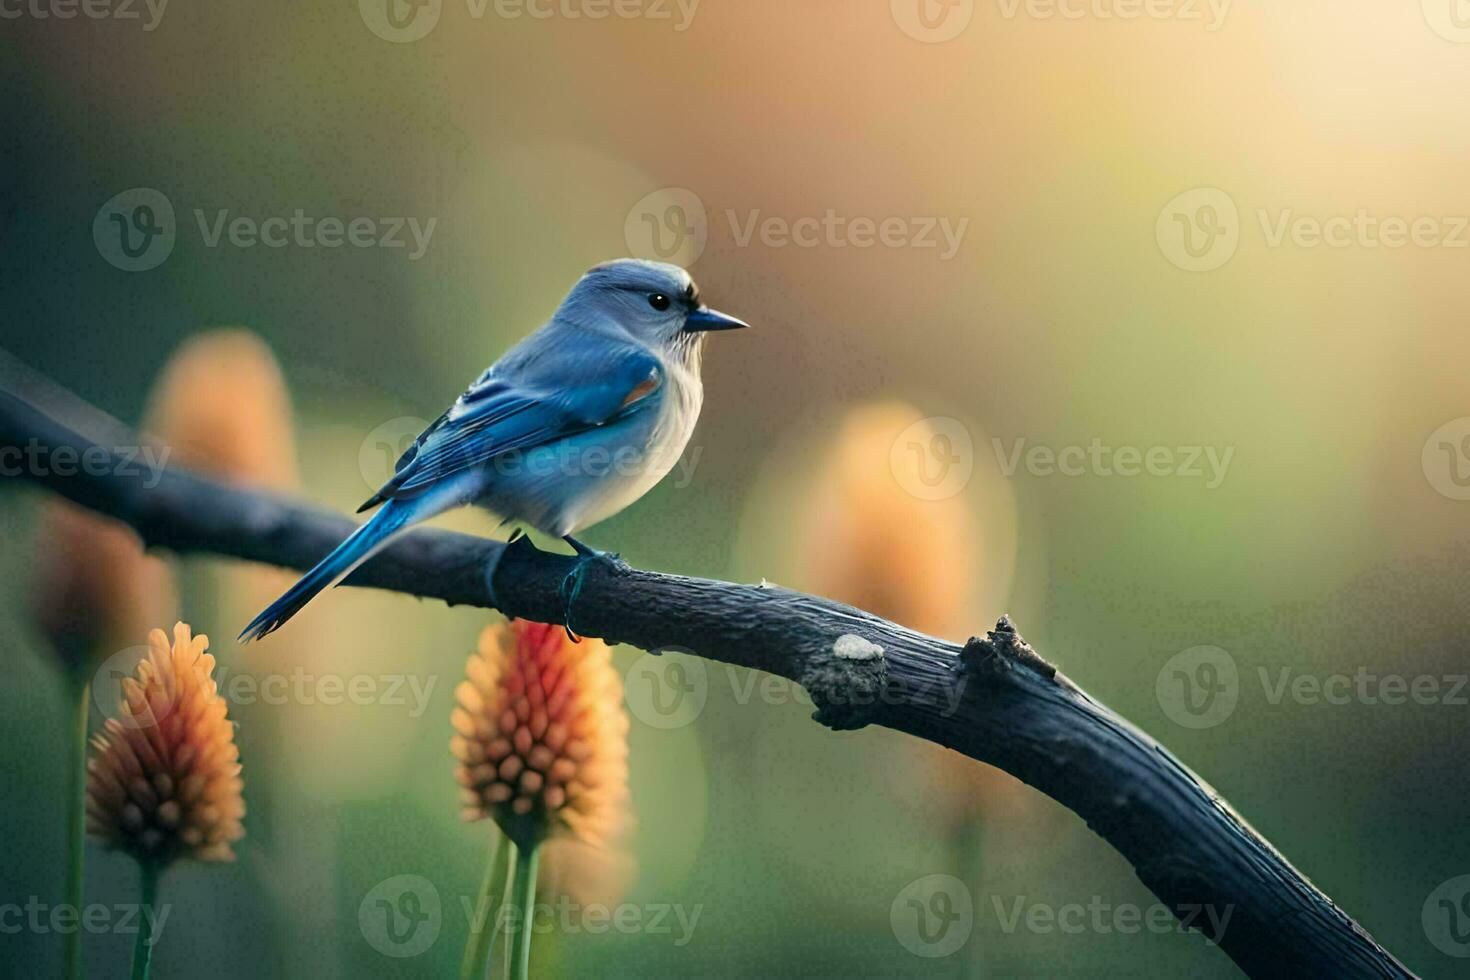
[648,293,671,311]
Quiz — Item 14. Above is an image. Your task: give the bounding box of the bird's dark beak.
[684,306,750,332]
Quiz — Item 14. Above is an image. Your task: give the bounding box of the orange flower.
[452,621,629,849]
[85,623,245,865]
[143,328,304,647]
[143,328,298,488]
[800,402,1029,825]
[802,403,979,639]
[33,502,176,673]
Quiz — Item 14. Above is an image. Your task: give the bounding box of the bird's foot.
[559,536,621,641]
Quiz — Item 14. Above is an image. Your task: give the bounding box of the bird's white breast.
[558,354,703,534]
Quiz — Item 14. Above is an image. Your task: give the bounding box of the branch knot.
[958,615,1057,683]
[799,633,889,732]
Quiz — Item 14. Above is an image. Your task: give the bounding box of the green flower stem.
[961,818,986,976]
[507,840,541,980]
[63,673,90,980]
[129,860,159,980]
[460,834,511,980]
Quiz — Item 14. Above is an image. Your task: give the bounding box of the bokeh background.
[4,1,1470,976]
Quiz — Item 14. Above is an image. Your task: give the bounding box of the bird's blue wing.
[358,345,662,510]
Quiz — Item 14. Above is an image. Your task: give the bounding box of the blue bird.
[239,259,748,641]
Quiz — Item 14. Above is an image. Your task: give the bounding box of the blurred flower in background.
[796,403,1034,827]
[27,382,180,980]
[32,503,176,676]
[142,328,299,490]
[738,401,1027,823]
[142,328,302,628]
[802,402,981,640]
[731,399,1041,971]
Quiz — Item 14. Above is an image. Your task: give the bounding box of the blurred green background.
[3,1,1470,976]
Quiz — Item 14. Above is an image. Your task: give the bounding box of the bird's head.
[559,258,749,354]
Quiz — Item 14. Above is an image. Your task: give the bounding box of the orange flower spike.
[452,620,629,850]
[86,623,246,866]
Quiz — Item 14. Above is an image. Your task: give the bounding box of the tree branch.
[0,384,1414,978]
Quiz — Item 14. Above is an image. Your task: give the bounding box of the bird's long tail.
[238,498,416,642]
